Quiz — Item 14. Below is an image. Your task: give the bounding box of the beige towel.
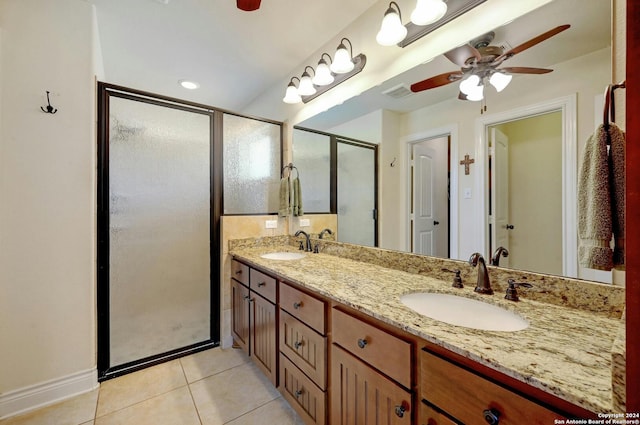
[609,123,625,266]
[292,177,303,217]
[578,123,625,270]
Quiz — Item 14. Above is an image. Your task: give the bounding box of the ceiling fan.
[237,0,261,11]
[410,24,571,100]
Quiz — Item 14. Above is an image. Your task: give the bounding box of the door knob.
[505,224,514,230]
[434,220,440,225]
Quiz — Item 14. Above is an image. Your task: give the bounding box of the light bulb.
[410,0,447,25]
[466,84,484,101]
[489,72,512,92]
[376,5,407,46]
[459,74,480,95]
[282,81,301,104]
[331,44,354,74]
[313,59,334,86]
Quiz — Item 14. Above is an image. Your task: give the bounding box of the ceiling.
[90,0,379,111]
[300,0,612,130]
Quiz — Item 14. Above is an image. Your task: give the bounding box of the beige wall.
[0,0,99,414]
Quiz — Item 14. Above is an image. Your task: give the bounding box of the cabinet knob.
[483,408,500,424]
[243,295,250,300]
[394,401,409,418]
[235,270,242,275]
[295,388,304,397]
[293,301,303,309]
[357,338,368,349]
[257,281,266,287]
[294,340,303,349]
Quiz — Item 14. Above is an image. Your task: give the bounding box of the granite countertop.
[230,244,622,414]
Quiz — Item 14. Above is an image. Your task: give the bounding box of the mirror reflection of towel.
[578,123,625,270]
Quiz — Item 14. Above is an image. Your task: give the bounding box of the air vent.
[382,84,414,99]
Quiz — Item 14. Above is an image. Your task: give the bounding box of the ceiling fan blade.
[410,71,464,92]
[237,0,261,11]
[444,45,482,67]
[495,24,570,62]
[501,67,553,74]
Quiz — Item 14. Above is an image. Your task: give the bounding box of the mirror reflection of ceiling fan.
[410,24,571,101]
[237,0,261,11]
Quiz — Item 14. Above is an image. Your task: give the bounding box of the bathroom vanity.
[229,237,624,425]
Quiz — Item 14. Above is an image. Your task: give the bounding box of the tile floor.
[0,347,304,425]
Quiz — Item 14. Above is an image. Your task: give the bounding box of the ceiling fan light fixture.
[313,54,335,86]
[466,83,484,101]
[489,71,512,92]
[331,38,355,74]
[459,74,480,95]
[410,0,447,26]
[376,2,407,46]
[283,78,302,104]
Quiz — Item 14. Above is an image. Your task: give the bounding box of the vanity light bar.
[395,0,488,48]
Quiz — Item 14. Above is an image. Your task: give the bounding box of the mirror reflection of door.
[412,136,449,257]
[488,111,563,275]
[490,128,511,268]
[337,140,377,247]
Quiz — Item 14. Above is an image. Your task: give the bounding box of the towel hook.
[40,91,57,114]
[603,80,625,144]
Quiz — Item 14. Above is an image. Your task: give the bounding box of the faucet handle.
[442,268,463,288]
[505,279,533,301]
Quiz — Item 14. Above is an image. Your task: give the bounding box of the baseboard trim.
[0,367,98,420]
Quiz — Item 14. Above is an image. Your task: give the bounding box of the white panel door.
[490,128,510,267]
[413,137,448,257]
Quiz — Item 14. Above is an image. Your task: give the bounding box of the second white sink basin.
[260,252,306,261]
[400,292,529,332]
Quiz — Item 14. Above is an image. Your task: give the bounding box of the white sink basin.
[400,293,529,332]
[260,252,306,261]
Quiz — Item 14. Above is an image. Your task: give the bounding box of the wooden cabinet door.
[331,345,412,425]
[250,292,277,386]
[231,279,250,354]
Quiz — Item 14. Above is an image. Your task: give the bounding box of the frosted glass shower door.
[107,95,212,368]
[337,141,377,246]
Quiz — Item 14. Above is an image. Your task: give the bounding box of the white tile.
[190,362,280,425]
[0,389,98,425]
[225,397,304,425]
[180,347,248,383]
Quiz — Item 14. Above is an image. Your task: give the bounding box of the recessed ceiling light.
[179,80,199,90]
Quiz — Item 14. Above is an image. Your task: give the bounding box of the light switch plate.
[299,218,310,227]
[265,219,277,229]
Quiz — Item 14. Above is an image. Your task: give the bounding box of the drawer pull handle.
[293,301,303,309]
[235,270,242,275]
[294,340,304,349]
[257,281,266,287]
[243,295,250,300]
[394,401,409,418]
[295,388,304,397]
[357,338,368,349]
[483,408,500,424]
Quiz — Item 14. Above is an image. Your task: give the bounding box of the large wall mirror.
[293,0,613,283]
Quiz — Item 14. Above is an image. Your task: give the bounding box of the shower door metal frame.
[96,82,222,381]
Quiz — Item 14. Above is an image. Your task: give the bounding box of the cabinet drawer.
[250,268,277,303]
[231,259,249,286]
[420,402,458,425]
[420,350,564,425]
[280,353,326,425]
[332,308,412,389]
[280,310,327,389]
[280,282,326,334]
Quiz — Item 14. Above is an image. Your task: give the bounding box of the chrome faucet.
[491,246,509,266]
[295,230,313,252]
[469,252,493,294]
[318,228,333,239]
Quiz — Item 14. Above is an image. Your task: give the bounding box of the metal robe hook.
[40,91,57,114]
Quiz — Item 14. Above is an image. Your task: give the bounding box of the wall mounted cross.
[460,154,475,175]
